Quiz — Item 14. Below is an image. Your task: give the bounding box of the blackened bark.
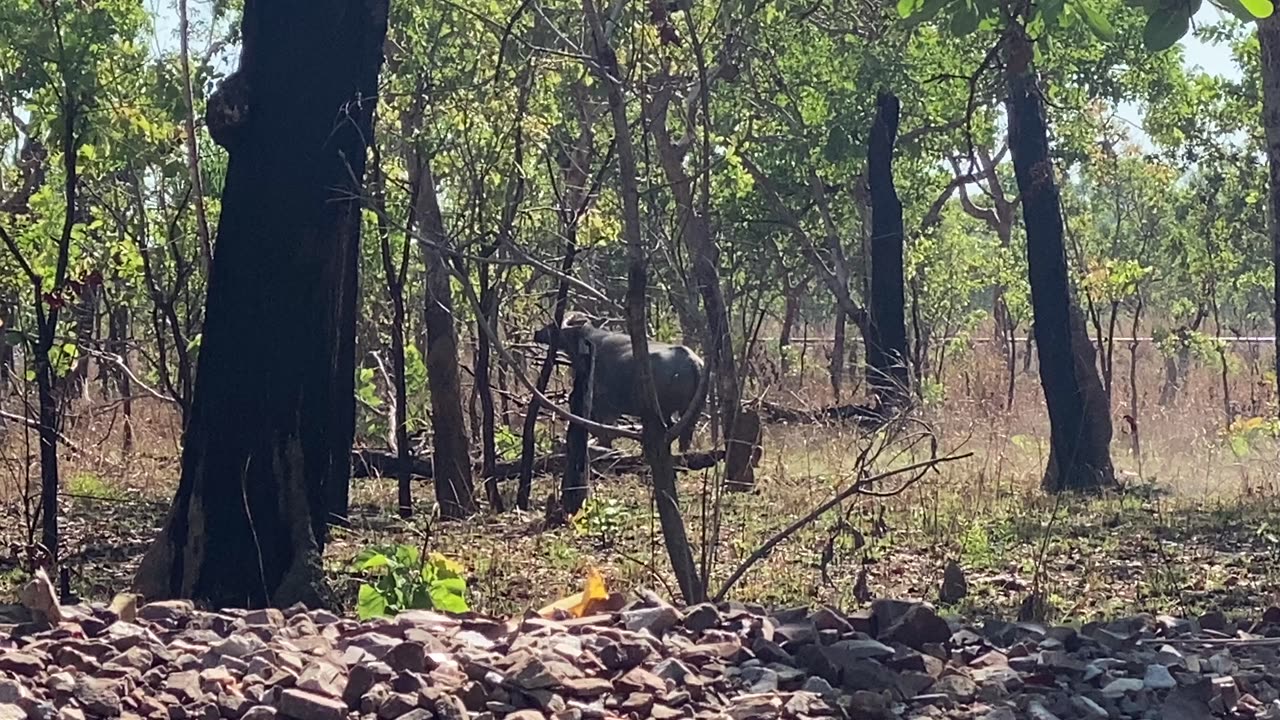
[1004,32,1114,492]
[134,0,388,607]
[865,91,910,407]
[1258,15,1280,409]
[562,336,594,515]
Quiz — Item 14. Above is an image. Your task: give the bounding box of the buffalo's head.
[533,311,594,346]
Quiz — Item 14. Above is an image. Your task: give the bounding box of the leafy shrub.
[350,544,468,619]
[571,497,632,543]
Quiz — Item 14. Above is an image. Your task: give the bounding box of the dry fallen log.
[351,447,724,481]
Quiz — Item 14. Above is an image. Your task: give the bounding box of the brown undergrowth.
[1,341,1278,626]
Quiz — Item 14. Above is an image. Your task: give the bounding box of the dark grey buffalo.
[533,314,705,451]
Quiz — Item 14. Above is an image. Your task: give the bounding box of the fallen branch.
[713,452,973,601]
[351,447,724,481]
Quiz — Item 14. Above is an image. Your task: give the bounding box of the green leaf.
[352,551,390,571]
[430,580,470,614]
[904,0,956,25]
[1234,0,1274,17]
[356,584,388,620]
[1142,8,1190,51]
[897,0,918,19]
[1073,0,1117,39]
[1229,433,1250,458]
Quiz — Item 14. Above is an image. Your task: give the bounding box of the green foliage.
[350,544,469,619]
[571,497,634,544]
[1222,416,1280,458]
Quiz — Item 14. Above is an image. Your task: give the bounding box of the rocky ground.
[2,575,1280,720]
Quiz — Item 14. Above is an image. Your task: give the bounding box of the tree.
[1005,26,1116,490]
[866,91,912,405]
[134,0,388,607]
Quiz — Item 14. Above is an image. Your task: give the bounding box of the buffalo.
[533,313,705,451]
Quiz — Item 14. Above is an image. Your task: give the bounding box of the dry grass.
[1,338,1278,625]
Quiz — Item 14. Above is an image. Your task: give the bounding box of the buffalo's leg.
[677,416,695,453]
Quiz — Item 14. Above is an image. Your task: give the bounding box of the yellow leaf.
[536,567,610,619]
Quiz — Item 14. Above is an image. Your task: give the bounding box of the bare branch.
[714,452,973,600]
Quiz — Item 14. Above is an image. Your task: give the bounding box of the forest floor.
[2,403,1279,629]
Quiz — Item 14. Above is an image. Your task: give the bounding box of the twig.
[713,452,973,600]
[84,349,177,404]
[0,409,90,457]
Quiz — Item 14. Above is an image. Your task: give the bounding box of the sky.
[1115,4,1244,147]
[145,0,1244,149]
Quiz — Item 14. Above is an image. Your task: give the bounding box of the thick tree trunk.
[134,0,387,608]
[1259,15,1280,410]
[1004,32,1114,492]
[865,91,910,407]
[408,150,475,520]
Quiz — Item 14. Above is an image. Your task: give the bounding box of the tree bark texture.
[134,0,387,608]
[1004,33,1114,492]
[408,150,476,520]
[865,91,910,407]
[1258,14,1280,410]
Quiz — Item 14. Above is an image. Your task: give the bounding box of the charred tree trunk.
[586,0,704,602]
[0,300,13,402]
[865,91,910,408]
[407,146,475,520]
[1259,14,1280,410]
[1004,31,1114,492]
[562,335,594,515]
[134,0,388,608]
